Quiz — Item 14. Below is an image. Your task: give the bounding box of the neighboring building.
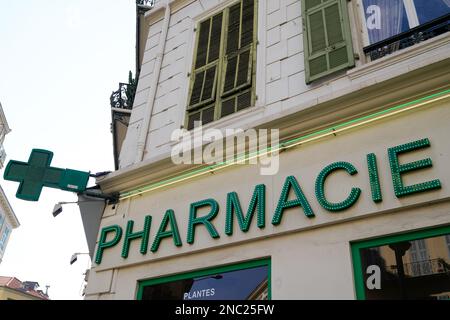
[85,0,450,299]
[0,102,19,264]
[0,277,49,300]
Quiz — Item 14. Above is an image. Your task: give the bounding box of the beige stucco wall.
[85,98,450,299]
[0,287,41,300]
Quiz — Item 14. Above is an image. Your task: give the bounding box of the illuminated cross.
[3,149,90,201]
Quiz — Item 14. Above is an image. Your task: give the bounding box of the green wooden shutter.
[188,13,223,111]
[302,0,354,84]
[220,0,254,117]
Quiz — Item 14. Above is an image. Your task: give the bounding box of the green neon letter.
[367,153,382,202]
[225,184,265,235]
[151,209,182,252]
[121,216,152,258]
[187,199,220,244]
[95,225,122,264]
[388,138,441,198]
[315,161,361,211]
[272,176,314,225]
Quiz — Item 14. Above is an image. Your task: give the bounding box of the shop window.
[361,0,450,61]
[186,0,256,130]
[301,0,355,84]
[352,225,450,300]
[137,259,270,300]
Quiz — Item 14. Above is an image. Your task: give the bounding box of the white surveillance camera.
[70,253,78,265]
[52,203,63,217]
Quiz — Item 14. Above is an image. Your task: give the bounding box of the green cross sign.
[3,149,90,201]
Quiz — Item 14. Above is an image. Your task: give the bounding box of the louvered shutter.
[188,13,223,110]
[220,0,254,117]
[302,0,354,84]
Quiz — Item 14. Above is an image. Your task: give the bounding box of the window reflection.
[360,234,450,299]
[414,0,450,24]
[141,265,269,300]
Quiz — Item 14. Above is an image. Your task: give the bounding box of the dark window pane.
[196,19,211,68]
[187,112,201,130]
[202,106,215,125]
[208,13,223,63]
[223,56,238,93]
[237,90,251,111]
[221,97,235,117]
[227,3,241,55]
[141,265,269,300]
[201,66,216,101]
[414,0,450,24]
[236,50,250,87]
[358,233,450,300]
[189,71,205,106]
[241,0,254,48]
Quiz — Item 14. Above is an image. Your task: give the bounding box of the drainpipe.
[135,0,171,163]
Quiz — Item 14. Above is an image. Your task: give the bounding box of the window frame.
[136,258,271,300]
[184,0,258,130]
[351,224,450,300]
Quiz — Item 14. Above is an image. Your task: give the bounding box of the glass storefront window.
[352,225,450,300]
[137,259,270,300]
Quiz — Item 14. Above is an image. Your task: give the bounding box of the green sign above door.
[3,149,90,201]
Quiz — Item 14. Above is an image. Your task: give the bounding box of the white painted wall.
[118,0,450,169]
[86,99,450,299]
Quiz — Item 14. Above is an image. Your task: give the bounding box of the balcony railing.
[389,258,450,277]
[363,13,450,61]
[110,82,136,110]
[110,70,137,111]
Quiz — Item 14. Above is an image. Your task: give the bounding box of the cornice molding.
[97,57,450,195]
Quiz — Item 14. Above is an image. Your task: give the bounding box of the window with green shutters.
[186,0,256,130]
[302,0,355,84]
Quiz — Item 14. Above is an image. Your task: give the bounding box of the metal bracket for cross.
[3,149,90,201]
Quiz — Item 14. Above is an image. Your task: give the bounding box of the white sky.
[0,0,135,299]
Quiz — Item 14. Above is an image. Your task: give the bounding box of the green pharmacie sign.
[95,138,442,265]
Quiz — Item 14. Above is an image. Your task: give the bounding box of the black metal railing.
[136,0,154,6]
[389,258,450,277]
[363,13,450,61]
[110,72,137,110]
[110,83,136,110]
[137,0,154,14]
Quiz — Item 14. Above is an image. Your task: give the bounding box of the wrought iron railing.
[136,0,154,6]
[110,83,136,110]
[110,72,137,110]
[389,258,450,277]
[137,0,154,14]
[363,13,450,61]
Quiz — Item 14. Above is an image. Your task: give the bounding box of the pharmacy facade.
[85,0,450,299]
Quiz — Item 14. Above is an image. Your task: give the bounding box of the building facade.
[85,0,450,299]
[0,102,19,264]
[0,277,49,300]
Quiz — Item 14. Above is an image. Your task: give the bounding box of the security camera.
[70,253,78,265]
[52,203,63,217]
